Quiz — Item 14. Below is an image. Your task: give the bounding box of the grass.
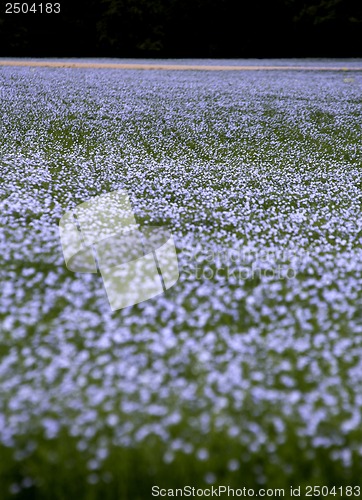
[0,65,362,499]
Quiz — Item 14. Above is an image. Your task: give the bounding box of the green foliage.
[0,0,361,56]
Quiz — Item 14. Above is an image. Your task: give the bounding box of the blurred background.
[0,0,361,58]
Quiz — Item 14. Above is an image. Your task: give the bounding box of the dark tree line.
[0,0,361,57]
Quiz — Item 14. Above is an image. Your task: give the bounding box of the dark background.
[0,0,361,58]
